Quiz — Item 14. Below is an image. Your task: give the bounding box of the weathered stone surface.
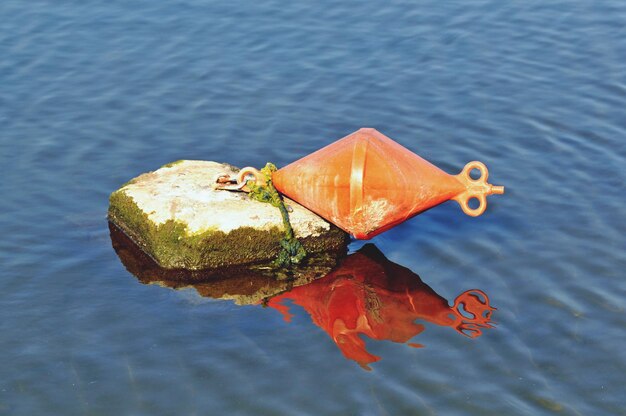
[108,160,349,270]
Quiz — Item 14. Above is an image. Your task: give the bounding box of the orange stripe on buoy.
[350,134,368,221]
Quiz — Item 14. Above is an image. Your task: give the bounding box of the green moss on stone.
[109,220,345,297]
[161,160,185,168]
[298,226,349,253]
[108,189,348,270]
[119,177,139,188]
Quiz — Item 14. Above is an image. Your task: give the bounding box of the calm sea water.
[1,0,625,415]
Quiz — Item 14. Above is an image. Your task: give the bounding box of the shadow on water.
[110,222,496,370]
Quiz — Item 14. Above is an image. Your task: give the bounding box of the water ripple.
[2,0,626,414]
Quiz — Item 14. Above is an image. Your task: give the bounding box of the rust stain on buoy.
[272,128,504,239]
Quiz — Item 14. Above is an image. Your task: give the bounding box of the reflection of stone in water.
[111,223,495,370]
[267,244,496,370]
[109,222,346,305]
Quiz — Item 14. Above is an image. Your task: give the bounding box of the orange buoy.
[271,128,504,239]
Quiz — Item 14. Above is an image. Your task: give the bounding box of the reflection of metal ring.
[451,289,496,338]
[453,289,491,311]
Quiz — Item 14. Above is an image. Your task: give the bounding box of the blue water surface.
[1,0,625,415]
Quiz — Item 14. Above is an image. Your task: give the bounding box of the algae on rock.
[108,160,349,270]
[109,221,344,303]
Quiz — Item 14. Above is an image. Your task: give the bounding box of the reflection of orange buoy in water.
[267,244,496,370]
[269,128,504,239]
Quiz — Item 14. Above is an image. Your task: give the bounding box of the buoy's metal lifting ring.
[453,161,505,217]
[237,167,266,191]
[214,167,265,192]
